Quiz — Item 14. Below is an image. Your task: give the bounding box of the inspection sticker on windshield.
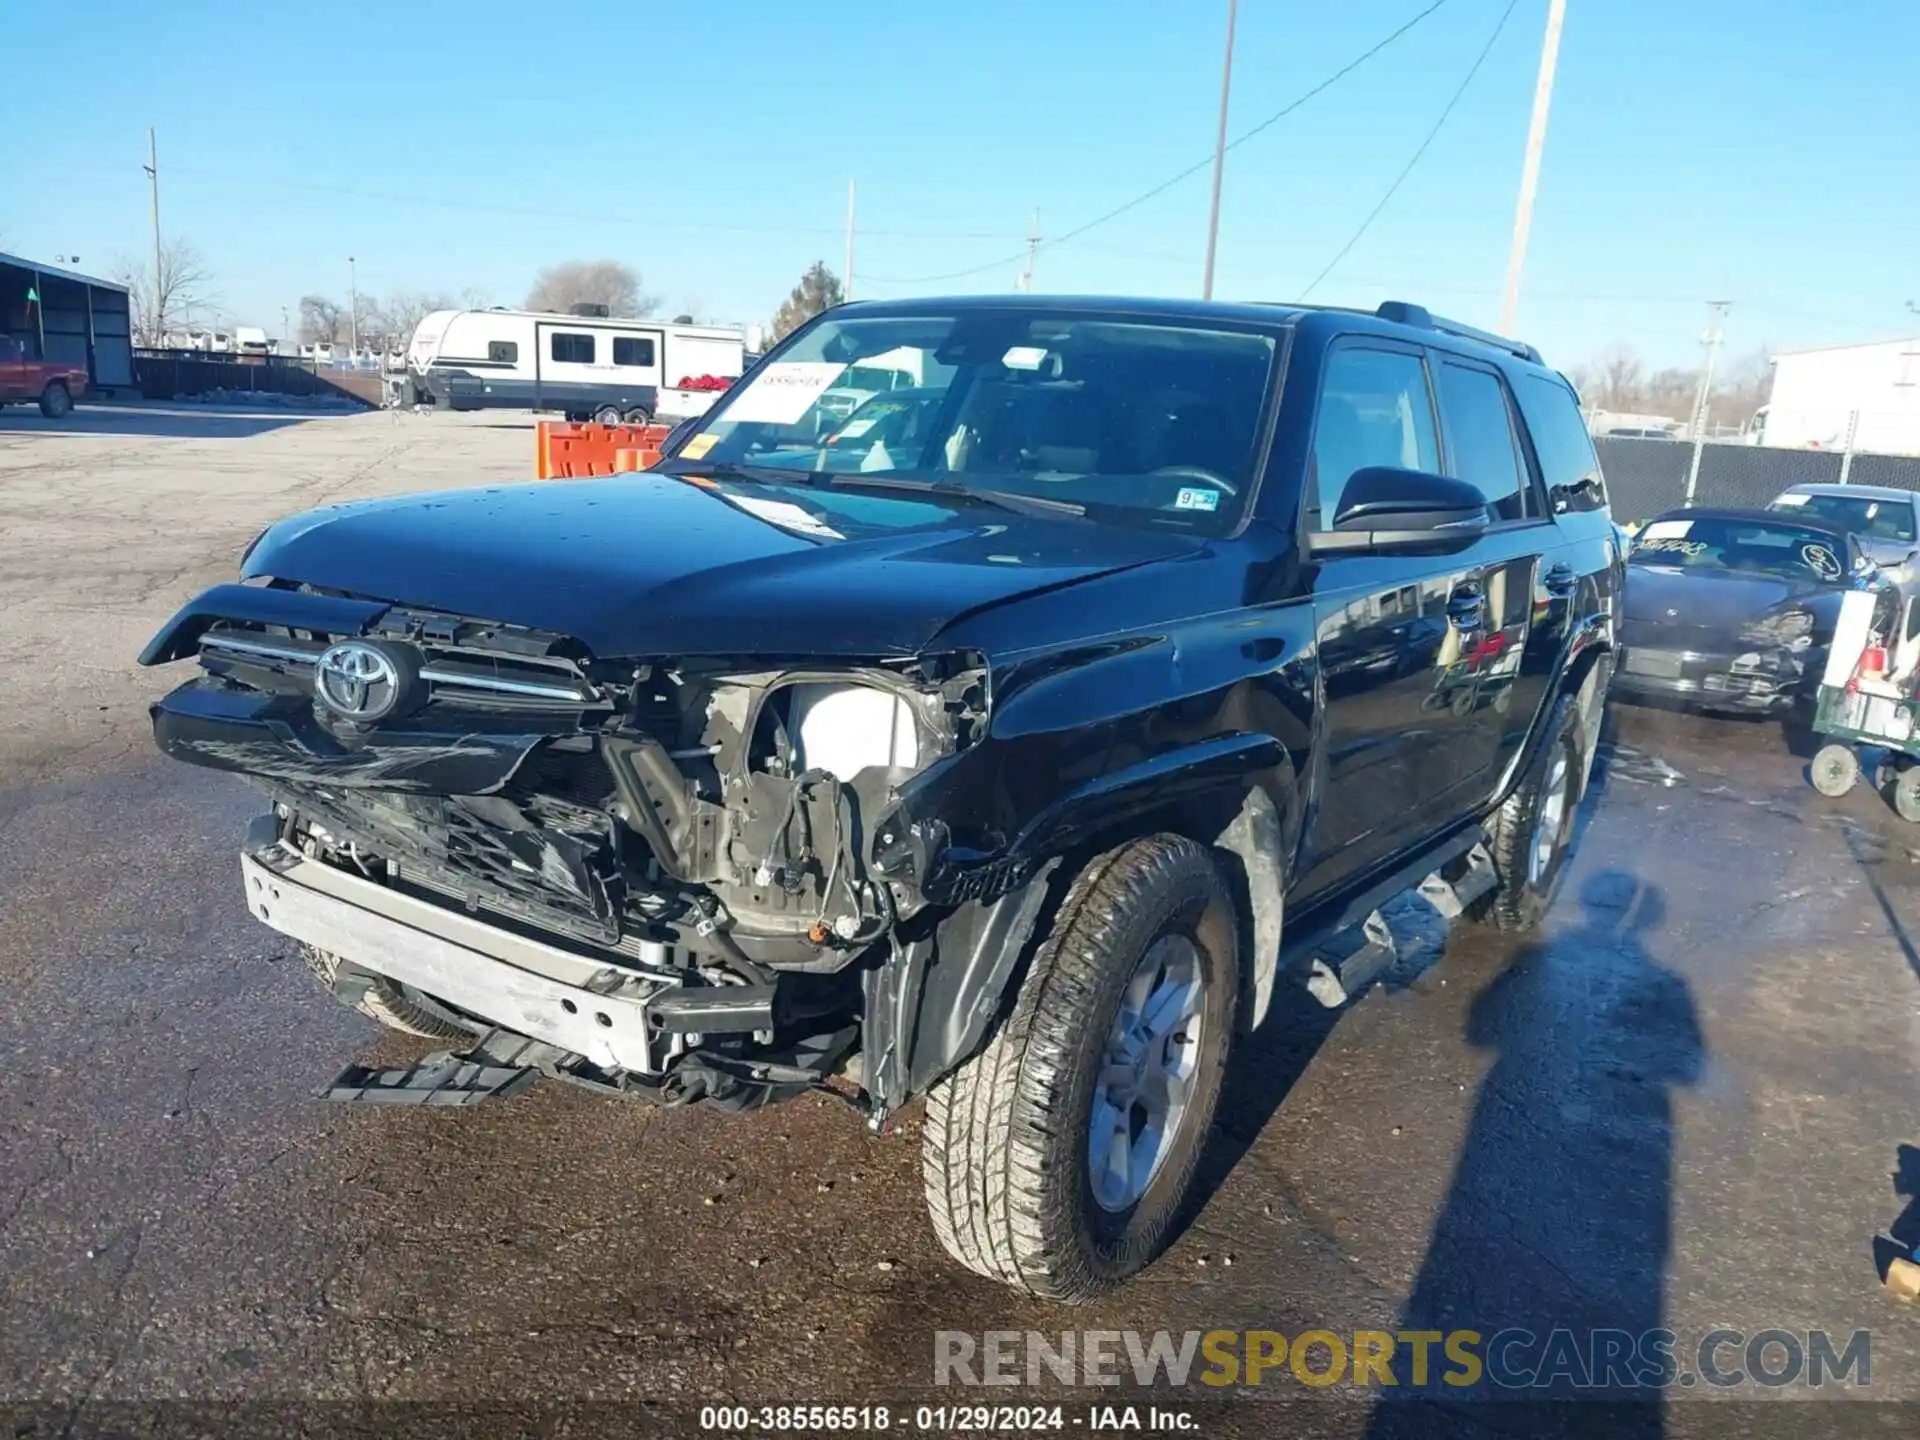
[679,432,717,460]
[719,362,847,425]
[1642,519,1692,539]
[1773,492,1809,506]
[1175,487,1220,513]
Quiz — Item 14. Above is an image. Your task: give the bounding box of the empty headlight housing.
[1740,609,1815,649]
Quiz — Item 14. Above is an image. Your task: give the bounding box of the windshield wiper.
[654,459,828,488]
[823,473,1087,519]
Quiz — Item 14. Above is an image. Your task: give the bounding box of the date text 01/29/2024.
[697,1404,1197,1432]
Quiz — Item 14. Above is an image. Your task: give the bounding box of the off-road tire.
[1470,694,1582,933]
[1811,743,1860,798]
[300,943,474,1042]
[39,382,71,419]
[920,834,1239,1302]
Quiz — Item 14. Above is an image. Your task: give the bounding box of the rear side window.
[1310,346,1440,525]
[487,340,517,364]
[1434,361,1528,522]
[550,333,594,364]
[1515,376,1608,512]
[613,336,656,367]
[0,336,20,361]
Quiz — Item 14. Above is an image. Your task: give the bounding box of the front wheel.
[301,944,474,1041]
[1468,695,1582,932]
[1891,766,1920,823]
[1810,743,1860,797]
[921,834,1239,1302]
[39,382,72,419]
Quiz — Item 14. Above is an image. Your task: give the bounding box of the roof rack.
[1373,301,1541,363]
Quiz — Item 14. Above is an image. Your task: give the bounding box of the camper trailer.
[406,306,746,422]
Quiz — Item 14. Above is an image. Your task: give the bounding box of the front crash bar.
[241,838,681,1074]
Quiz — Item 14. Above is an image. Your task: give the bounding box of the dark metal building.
[0,252,135,391]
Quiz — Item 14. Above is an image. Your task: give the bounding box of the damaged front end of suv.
[143,574,1030,1117]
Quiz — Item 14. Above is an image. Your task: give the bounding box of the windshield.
[1771,492,1916,542]
[670,309,1279,532]
[1630,515,1852,583]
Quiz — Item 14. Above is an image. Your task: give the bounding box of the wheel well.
[1046,784,1286,1034]
[1563,643,1614,795]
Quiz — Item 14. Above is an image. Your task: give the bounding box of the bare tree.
[459,286,491,310]
[115,239,212,345]
[770,262,844,342]
[1572,341,1773,431]
[362,291,455,353]
[1706,347,1772,430]
[299,295,343,346]
[525,260,655,317]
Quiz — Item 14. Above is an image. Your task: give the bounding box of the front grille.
[196,616,607,712]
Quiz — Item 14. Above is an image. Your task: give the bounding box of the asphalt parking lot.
[0,404,1914,1435]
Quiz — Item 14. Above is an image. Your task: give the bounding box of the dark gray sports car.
[1616,506,1888,715]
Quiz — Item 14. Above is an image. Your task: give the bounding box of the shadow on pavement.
[1365,871,1704,1439]
[0,404,347,440]
[1838,823,1920,984]
[1874,1144,1920,1285]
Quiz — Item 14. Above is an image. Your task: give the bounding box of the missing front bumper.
[241,840,683,1074]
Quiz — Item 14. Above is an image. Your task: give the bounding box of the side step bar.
[1301,842,1500,1008]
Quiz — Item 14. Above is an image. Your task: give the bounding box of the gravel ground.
[0,403,1913,1437]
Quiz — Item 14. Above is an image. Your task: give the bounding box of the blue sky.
[4,0,1914,367]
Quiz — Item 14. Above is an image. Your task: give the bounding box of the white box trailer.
[1757,336,1920,457]
[406,307,746,422]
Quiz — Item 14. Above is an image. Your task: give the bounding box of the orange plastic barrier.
[535,422,671,479]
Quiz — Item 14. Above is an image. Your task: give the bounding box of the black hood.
[243,475,1201,657]
[1622,565,1845,632]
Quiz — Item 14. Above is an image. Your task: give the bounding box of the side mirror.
[1307,466,1492,558]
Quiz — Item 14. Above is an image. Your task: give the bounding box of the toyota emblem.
[314,641,404,721]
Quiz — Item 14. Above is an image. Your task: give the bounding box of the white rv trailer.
[406,307,746,422]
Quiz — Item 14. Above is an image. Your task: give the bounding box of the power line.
[1296,0,1521,302]
[862,0,1457,286]
[162,165,1010,241]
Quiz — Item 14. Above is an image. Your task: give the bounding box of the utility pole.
[843,180,857,302]
[1499,0,1568,333]
[1018,209,1041,292]
[1683,300,1730,504]
[348,256,358,357]
[144,127,163,342]
[1201,0,1238,301]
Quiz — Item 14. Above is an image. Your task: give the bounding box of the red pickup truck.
[0,335,87,417]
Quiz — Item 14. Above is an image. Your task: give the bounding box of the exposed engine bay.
[149,592,995,1110]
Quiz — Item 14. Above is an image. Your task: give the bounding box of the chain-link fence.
[1597,434,1920,524]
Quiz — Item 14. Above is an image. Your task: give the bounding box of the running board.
[1304,910,1396,1008]
[1417,841,1499,920]
[321,1029,559,1106]
[1302,842,1499,1008]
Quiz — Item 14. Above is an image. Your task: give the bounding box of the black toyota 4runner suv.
[142,297,1622,1300]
